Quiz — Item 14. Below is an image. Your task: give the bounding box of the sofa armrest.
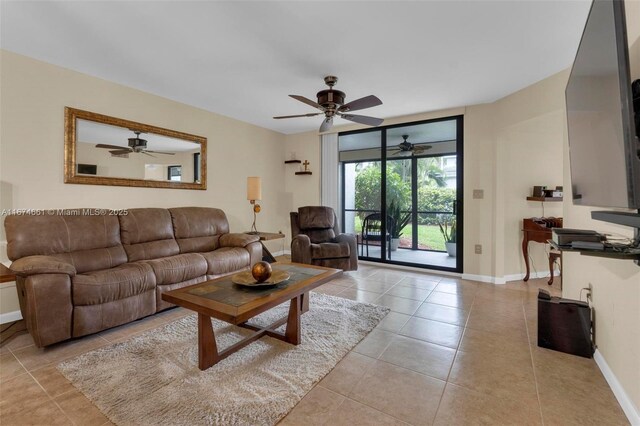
[18,274,73,347]
[11,255,76,277]
[334,233,358,271]
[219,233,260,248]
[291,234,312,264]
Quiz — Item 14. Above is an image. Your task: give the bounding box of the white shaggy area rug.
[58,293,389,426]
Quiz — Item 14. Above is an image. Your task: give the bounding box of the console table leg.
[285,296,301,345]
[522,239,530,281]
[198,314,218,370]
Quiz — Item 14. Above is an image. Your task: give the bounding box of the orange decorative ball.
[251,261,272,283]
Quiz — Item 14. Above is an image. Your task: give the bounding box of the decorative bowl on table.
[231,269,290,288]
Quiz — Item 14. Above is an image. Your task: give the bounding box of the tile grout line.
[523,298,546,426]
[8,347,77,425]
[315,384,413,425]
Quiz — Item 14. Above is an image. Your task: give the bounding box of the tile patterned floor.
[0,261,630,425]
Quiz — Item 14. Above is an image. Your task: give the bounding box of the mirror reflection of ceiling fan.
[95,131,175,157]
[388,135,433,156]
[273,76,384,132]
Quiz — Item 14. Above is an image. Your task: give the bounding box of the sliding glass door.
[340,116,463,272]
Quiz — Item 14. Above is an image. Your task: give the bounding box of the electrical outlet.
[473,189,484,199]
[474,244,482,254]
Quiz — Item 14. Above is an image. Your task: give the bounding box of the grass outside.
[352,218,446,251]
[401,224,446,251]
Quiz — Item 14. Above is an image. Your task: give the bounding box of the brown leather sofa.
[4,207,262,347]
[290,206,357,271]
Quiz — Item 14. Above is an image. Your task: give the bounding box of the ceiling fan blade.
[142,152,156,158]
[273,113,323,119]
[319,117,333,132]
[145,150,175,155]
[109,149,132,155]
[339,114,384,127]
[96,144,126,150]
[289,95,324,110]
[338,95,382,112]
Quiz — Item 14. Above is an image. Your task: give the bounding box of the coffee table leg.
[198,313,219,370]
[285,295,301,345]
[301,291,310,313]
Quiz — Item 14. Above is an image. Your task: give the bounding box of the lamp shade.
[247,177,262,201]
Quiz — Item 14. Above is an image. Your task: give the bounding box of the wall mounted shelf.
[549,241,640,261]
[527,196,563,202]
[295,171,312,175]
[284,160,301,164]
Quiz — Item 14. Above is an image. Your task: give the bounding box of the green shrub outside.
[354,166,456,225]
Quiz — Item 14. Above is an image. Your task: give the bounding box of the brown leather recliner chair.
[290,206,357,271]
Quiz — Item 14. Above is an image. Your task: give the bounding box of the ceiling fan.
[274,76,384,132]
[388,135,432,156]
[95,131,175,157]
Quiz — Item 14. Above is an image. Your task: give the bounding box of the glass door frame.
[339,115,464,273]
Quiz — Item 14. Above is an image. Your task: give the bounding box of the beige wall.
[0,50,289,285]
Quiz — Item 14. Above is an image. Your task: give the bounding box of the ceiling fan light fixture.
[319,116,333,133]
[275,76,383,132]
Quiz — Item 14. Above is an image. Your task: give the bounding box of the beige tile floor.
[0,261,629,425]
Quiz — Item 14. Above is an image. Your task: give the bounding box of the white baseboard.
[462,270,560,285]
[503,269,560,283]
[0,310,22,324]
[461,273,506,284]
[594,349,640,425]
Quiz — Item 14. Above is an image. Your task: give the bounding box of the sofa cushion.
[169,207,229,253]
[310,242,350,259]
[73,290,156,337]
[144,253,208,286]
[155,276,208,312]
[72,262,156,306]
[200,247,250,276]
[119,209,179,261]
[4,211,127,273]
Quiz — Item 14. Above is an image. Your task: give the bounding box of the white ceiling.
[0,1,591,135]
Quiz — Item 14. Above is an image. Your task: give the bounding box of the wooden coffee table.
[162,263,342,370]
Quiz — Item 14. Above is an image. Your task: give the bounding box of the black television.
[565,0,640,210]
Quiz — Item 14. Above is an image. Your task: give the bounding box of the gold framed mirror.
[64,107,207,190]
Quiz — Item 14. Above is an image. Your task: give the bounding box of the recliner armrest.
[333,233,358,271]
[291,234,312,264]
[219,233,260,248]
[11,255,76,277]
[333,233,356,245]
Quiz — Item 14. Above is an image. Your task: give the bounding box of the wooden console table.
[0,264,16,283]
[245,232,285,263]
[522,217,563,285]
